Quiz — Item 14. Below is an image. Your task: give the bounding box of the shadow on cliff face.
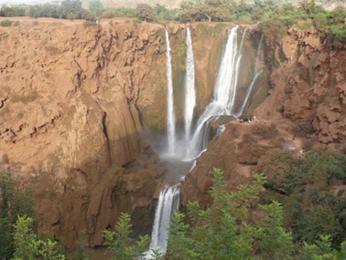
[14,134,165,252]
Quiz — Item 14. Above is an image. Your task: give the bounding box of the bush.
[154,4,179,21]
[103,213,149,260]
[112,168,346,259]
[88,0,103,19]
[136,4,156,22]
[330,24,346,43]
[0,172,35,259]
[101,7,136,19]
[263,152,346,247]
[0,19,13,27]
[0,5,26,16]
[0,0,95,21]
[0,19,18,27]
[13,216,65,260]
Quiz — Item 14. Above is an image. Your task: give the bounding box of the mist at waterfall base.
[145,26,263,257]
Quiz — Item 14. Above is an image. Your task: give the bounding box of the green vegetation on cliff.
[0,172,65,260]
[3,151,345,259]
[106,162,346,259]
[0,0,95,20]
[262,151,346,248]
[1,0,345,44]
[0,172,35,258]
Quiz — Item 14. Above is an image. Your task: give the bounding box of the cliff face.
[0,17,171,248]
[0,18,241,249]
[1,17,345,250]
[182,26,346,207]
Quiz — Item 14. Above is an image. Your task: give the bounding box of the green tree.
[167,212,198,260]
[13,216,65,260]
[0,172,35,259]
[110,167,346,259]
[104,212,149,260]
[89,0,103,19]
[259,201,294,259]
[136,4,156,22]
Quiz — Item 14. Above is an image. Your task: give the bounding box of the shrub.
[103,212,149,260]
[0,0,95,21]
[330,24,346,43]
[88,0,103,19]
[263,152,346,247]
[293,119,315,137]
[0,172,35,259]
[136,4,156,22]
[0,19,13,27]
[101,7,136,19]
[109,167,346,258]
[13,216,65,260]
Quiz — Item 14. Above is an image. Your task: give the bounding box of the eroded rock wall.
[182,25,346,207]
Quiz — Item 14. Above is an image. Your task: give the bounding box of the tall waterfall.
[147,185,180,255]
[147,26,263,257]
[234,34,264,117]
[165,30,176,156]
[186,26,245,159]
[184,27,196,142]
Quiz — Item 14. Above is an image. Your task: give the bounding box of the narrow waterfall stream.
[147,26,263,257]
[148,185,180,252]
[184,27,196,142]
[165,29,176,156]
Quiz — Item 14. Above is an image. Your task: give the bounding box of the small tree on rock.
[136,4,156,22]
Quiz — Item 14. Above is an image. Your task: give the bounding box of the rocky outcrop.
[0,18,172,249]
[256,26,346,145]
[181,120,303,207]
[182,25,346,206]
[0,18,165,172]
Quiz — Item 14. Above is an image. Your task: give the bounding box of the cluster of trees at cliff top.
[1,151,346,259]
[0,0,345,43]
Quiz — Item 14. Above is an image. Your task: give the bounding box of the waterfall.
[184,27,196,142]
[147,185,180,255]
[147,26,263,257]
[234,34,264,117]
[186,26,244,159]
[165,30,176,156]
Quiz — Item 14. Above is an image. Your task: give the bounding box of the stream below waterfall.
[145,25,263,258]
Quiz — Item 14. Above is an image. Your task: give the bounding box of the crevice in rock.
[102,112,112,165]
[0,97,8,109]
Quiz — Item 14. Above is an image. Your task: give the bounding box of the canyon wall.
[0,18,255,249]
[182,25,346,207]
[0,17,170,249]
[2,17,344,251]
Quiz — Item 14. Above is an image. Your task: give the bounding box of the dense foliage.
[165,168,346,259]
[13,216,65,260]
[106,165,346,259]
[0,172,65,259]
[262,151,346,248]
[1,152,345,259]
[103,213,149,260]
[0,0,95,20]
[0,172,35,258]
[1,0,345,43]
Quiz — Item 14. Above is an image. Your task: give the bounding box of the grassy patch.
[12,91,39,104]
[0,19,20,27]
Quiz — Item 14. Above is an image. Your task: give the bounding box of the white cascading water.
[186,26,245,159]
[148,26,263,257]
[234,34,264,117]
[184,27,196,142]
[147,185,180,256]
[165,30,176,156]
